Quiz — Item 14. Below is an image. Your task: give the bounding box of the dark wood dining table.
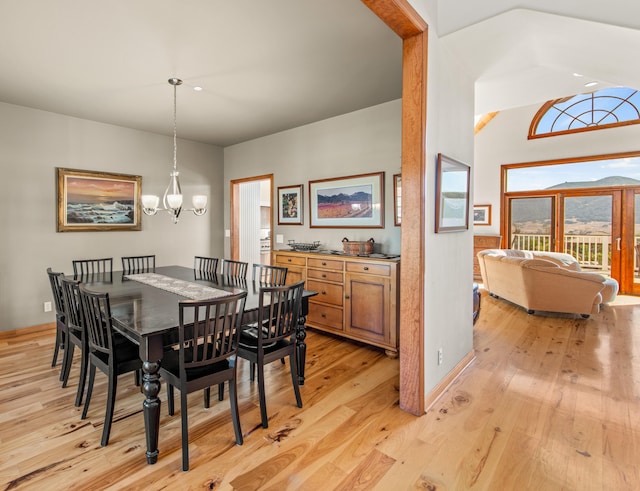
[77,265,315,465]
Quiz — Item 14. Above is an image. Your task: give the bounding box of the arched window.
[529,87,640,139]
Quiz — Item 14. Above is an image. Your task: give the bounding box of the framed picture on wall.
[309,172,384,228]
[393,173,401,226]
[435,153,470,233]
[56,167,142,232]
[277,184,303,225]
[473,204,492,226]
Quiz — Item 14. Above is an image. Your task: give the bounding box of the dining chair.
[60,277,88,407]
[194,256,219,275]
[46,268,66,372]
[159,291,247,471]
[78,284,142,447]
[236,280,305,428]
[121,255,156,274]
[251,264,288,286]
[73,257,113,279]
[220,259,248,278]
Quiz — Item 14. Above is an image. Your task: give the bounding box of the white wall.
[474,103,640,237]
[413,0,477,395]
[0,102,225,331]
[223,100,402,255]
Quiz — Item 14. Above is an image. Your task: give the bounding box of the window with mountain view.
[503,153,640,289]
[529,87,640,139]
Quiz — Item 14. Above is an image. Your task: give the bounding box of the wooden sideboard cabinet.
[272,250,400,356]
[473,235,501,279]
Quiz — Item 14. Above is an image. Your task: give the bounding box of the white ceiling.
[1,1,639,146]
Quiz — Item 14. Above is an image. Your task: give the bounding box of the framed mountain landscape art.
[309,172,384,228]
[56,167,142,232]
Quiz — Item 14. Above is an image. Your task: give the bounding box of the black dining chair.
[73,258,113,279]
[60,277,89,407]
[121,255,155,274]
[46,268,66,372]
[78,284,142,447]
[194,256,219,275]
[220,259,248,279]
[236,280,305,428]
[159,291,247,471]
[251,264,288,286]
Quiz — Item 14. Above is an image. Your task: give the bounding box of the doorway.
[230,174,273,268]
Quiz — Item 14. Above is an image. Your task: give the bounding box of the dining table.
[77,265,316,465]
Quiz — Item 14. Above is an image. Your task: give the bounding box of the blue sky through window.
[506,156,640,192]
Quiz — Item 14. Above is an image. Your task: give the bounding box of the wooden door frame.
[230,174,274,260]
[362,0,428,415]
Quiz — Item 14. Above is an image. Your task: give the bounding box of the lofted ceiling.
[1,1,639,146]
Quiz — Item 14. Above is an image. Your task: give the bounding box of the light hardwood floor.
[1,291,639,490]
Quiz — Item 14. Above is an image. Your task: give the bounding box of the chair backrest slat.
[79,284,113,356]
[252,264,288,286]
[46,268,65,319]
[194,256,219,275]
[178,292,247,372]
[221,259,248,279]
[122,255,156,274]
[256,281,304,346]
[60,278,83,335]
[73,258,113,279]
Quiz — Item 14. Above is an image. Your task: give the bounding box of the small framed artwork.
[473,204,492,226]
[277,184,303,225]
[393,173,401,226]
[309,172,384,228]
[56,167,142,232]
[435,153,470,233]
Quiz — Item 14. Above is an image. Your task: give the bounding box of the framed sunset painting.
[56,168,142,232]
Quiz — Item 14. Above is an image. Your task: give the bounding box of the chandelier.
[142,78,207,224]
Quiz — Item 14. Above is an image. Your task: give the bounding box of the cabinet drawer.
[307,257,344,271]
[274,253,306,267]
[474,235,501,248]
[307,268,343,283]
[345,261,390,276]
[308,302,343,331]
[306,280,343,306]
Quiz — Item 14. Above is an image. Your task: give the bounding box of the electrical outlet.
[437,348,443,365]
[44,301,52,313]
[276,234,284,244]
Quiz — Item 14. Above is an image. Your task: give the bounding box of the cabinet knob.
[321,313,326,318]
[322,261,327,266]
[322,274,327,278]
[363,266,369,271]
[322,290,326,295]
[288,258,292,262]
[345,295,350,299]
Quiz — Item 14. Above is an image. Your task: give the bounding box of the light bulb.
[166,194,183,210]
[192,195,207,210]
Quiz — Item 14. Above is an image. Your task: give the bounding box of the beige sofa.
[477,249,618,317]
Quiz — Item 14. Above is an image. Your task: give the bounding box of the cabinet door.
[345,273,390,345]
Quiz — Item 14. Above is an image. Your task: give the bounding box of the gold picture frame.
[56,167,142,232]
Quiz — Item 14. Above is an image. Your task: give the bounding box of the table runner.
[124,273,233,300]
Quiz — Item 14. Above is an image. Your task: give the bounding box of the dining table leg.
[295,297,310,385]
[142,360,161,464]
[138,335,164,465]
